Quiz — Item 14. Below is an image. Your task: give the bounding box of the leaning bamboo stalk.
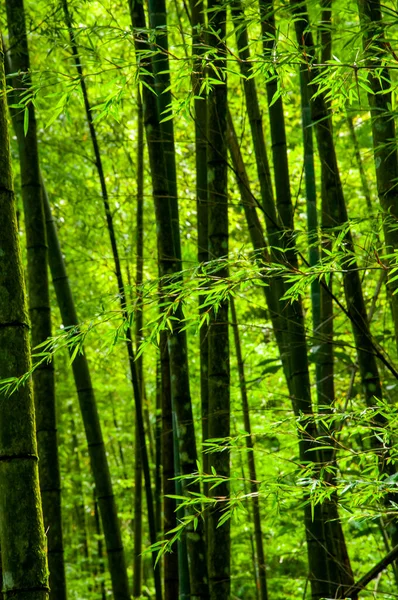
[227,111,330,600]
[230,0,291,388]
[43,188,130,599]
[291,0,398,565]
[299,47,354,597]
[61,3,161,596]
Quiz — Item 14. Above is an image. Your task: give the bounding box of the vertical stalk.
[191,0,210,505]
[291,0,397,586]
[226,108,329,600]
[133,88,144,600]
[299,68,321,378]
[258,0,292,231]
[357,0,398,351]
[62,3,161,596]
[0,33,49,599]
[155,381,162,538]
[230,0,291,388]
[230,298,268,600]
[5,2,66,597]
[159,336,181,599]
[207,0,230,596]
[128,1,209,596]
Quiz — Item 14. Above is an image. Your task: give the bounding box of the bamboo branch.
[343,544,398,598]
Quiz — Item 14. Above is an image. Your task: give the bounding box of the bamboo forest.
[3,0,398,598]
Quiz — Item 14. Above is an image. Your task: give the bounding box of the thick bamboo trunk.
[258,0,292,231]
[5,2,66,597]
[207,1,230,597]
[128,1,209,596]
[146,1,192,588]
[300,49,354,596]
[0,35,49,599]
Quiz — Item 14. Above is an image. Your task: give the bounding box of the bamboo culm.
[230,299,268,600]
[62,2,161,597]
[0,34,49,600]
[128,0,210,595]
[4,2,66,596]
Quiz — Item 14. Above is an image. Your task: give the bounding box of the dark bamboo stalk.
[291,0,390,427]
[291,0,397,580]
[207,0,230,596]
[128,1,209,596]
[132,87,144,600]
[230,298,268,600]
[0,34,49,599]
[356,0,398,351]
[155,384,162,538]
[43,188,130,599]
[230,0,291,387]
[226,109,289,359]
[299,14,354,591]
[61,3,161,596]
[258,0,292,232]
[299,68,321,380]
[226,109,329,600]
[160,336,180,600]
[191,0,210,507]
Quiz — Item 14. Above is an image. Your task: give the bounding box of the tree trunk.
[43,188,130,599]
[62,2,161,596]
[291,0,397,582]
[227,109,329,600]
[132,88,144,600]
[230,299,268,600]
[0,34,49,599]
[230,0,291,387]
[357,0,398,352]
[160,336,180,600]
[5,2,66,597]
[207,0,230,597]
[128,1,209,596]
[191,0,210,509]
[258,0,292,231]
